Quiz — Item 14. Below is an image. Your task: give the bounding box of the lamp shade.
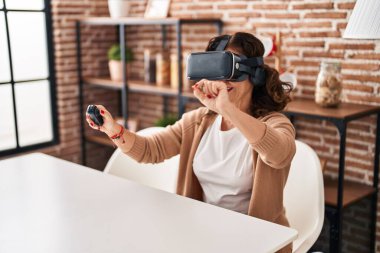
[343,0,380,39]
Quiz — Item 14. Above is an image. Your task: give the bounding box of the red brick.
[347,132,376,143]
[298,70,319,76]
[290,60,320,67]
[342,75,380,83]
[295,131,322,142]
[282,50,299,56]
[345,169,366,180]
[224,20,248,26]
[187,5,213,10]
[300,31,341,38]
[346,141,371,152]
[252,3,288,10]
[329,43,375,50]
[229,12,261,18]
[290,21,332,29]
[343,84,374,93]
[297,79,316,87]
[303,51,344,59]
[196,13,224,19]
[346,161,373,172]
[349,53,380,61]
[253,22,287,28]
[337,22,348,29]
[292,2,334,10]
[286,41,325,48]
[348,122,372,133]
[337,2,356,10]
[217,4,248,10]
[304,12,347,19]
[346,94,380,104]
[346,151,373,162]
[264,13,300,19]
[342,63,380,71]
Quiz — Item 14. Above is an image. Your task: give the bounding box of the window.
[0,0,58,156]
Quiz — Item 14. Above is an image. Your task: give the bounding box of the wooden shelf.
[83,77,195,99]
[83,77,124,90]
[324,176,376,207]
[285,98,380,121]
[78,17,222,26]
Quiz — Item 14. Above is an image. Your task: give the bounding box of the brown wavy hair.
[206,32,292,118]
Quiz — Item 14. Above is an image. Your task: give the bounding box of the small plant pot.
[108,0,129,18]
[109,60,130,82]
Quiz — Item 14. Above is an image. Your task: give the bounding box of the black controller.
[87,105,104,126]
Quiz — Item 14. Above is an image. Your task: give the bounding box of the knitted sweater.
[121,107,296,253]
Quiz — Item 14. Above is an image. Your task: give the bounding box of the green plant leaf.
[154,114,178,127]
[107,44,134,62]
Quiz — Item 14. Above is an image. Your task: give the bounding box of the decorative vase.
[108,0,129,18]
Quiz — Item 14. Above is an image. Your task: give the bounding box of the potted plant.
[154,114,178,127]
[108,0,130,18]
[107,44,134,81]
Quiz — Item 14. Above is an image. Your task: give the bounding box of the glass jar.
[315,61,342,107]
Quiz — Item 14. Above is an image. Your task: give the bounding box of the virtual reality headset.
[186,35,266,87]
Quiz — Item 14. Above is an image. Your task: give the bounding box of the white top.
[193,115,254,214]
[0,153,297,253]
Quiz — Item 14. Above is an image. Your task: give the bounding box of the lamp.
[343,0,380,39]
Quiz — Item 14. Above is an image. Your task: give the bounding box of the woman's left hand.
[193,79,234,115]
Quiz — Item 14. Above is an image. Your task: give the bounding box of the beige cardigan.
[122,107,296,253]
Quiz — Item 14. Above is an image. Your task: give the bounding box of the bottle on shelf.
[170,51,194,92]
[156,50,171,87]
[170,53,179,90]
[182,50,195,92]
[144,49,156,84]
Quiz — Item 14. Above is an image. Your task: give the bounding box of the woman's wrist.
[220,103,238,120]
[105,122,122,137]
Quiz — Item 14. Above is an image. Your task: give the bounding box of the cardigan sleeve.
[250,114,296,169]
[122,120,183,164]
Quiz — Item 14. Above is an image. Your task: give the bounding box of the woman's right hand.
[85,105,120,136]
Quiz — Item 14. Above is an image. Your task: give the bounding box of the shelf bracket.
[161,25,167,50]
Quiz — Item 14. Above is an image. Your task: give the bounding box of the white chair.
[284,140,325,253]
[104,127,179,193]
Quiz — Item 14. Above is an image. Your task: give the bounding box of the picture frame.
[144,0,171,19]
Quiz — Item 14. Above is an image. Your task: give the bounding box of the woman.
[86,32,295,253]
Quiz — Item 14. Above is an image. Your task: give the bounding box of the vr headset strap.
[239,57,266,87]
[215,35,231,51]
[240,57,264,67]
[237,64,253,75]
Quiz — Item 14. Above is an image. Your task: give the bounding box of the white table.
[0,153,297,253]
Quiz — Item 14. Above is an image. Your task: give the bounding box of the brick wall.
[40,0,118,168]
[16,0,380,251]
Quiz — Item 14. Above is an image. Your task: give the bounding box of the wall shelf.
[83,77,195,98]
[78,17,223,26]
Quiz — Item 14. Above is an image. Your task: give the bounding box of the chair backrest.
[284,140,325,253]
[104,127,179,193]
